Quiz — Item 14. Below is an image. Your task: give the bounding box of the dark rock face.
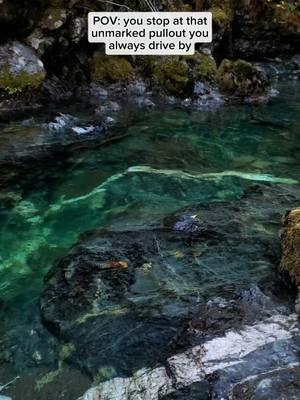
[40,183,300,380]
[0,0,46,43]
[232,1,300,60]
[231,367,300,400]
[162,381,211,400]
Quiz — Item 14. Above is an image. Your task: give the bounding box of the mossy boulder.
[217,59,270,98]
[281,208,300,313]
[0,41,46,95]
[151,57,193,97]
[90,54,135,83]
[185,52,217,82]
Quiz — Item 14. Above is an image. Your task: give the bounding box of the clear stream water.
[0,81,299,398]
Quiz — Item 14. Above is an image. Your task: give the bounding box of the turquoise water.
[1,83,300,306]
[0,81,300,396]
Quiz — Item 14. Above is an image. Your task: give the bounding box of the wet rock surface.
[230,366,300,400]
[281,208,300,313]
[232,1,300,60]
[40,183,300,394]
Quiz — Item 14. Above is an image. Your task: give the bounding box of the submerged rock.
[40,184,300,384]
[77,311,299,400]
[281,208,300,313]
[231,367,300,400]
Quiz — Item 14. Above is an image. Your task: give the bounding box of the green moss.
[169,1,193,11]
[217,59,269,97]
[34,343,75,392]
[0,65,45,95]
[210,6,231,26]
[152,57,192,97]
[185,52,217,82]
[35,370,60,392]
[90,55,135,83]
[218,59,254,79]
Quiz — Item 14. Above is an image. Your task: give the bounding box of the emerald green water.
[0,81,300,395]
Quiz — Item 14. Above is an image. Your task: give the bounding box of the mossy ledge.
[0,67,45,95]
[90,54,136,83]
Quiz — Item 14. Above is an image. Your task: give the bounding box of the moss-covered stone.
[90,54,135,83]
[281,208,300,313]
[281,208,300,287]
[59,342,75,365]
[151,57,193,97]
[185,52,217,82]
[0,42,46,95]
[217,58,270,97]
[210,6,231,26]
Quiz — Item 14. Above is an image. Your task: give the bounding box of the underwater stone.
[77,313,299,400]
[41,184,300,380]
[230,367,300,400]
[173,214,208,235]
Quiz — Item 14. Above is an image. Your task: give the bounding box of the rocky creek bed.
[0,79,299,399]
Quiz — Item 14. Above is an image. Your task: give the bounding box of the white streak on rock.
[78,314,299,400]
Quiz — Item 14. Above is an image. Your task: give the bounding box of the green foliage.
[210,6,231,25]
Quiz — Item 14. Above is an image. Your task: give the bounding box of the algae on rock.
[90,54,136,83]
